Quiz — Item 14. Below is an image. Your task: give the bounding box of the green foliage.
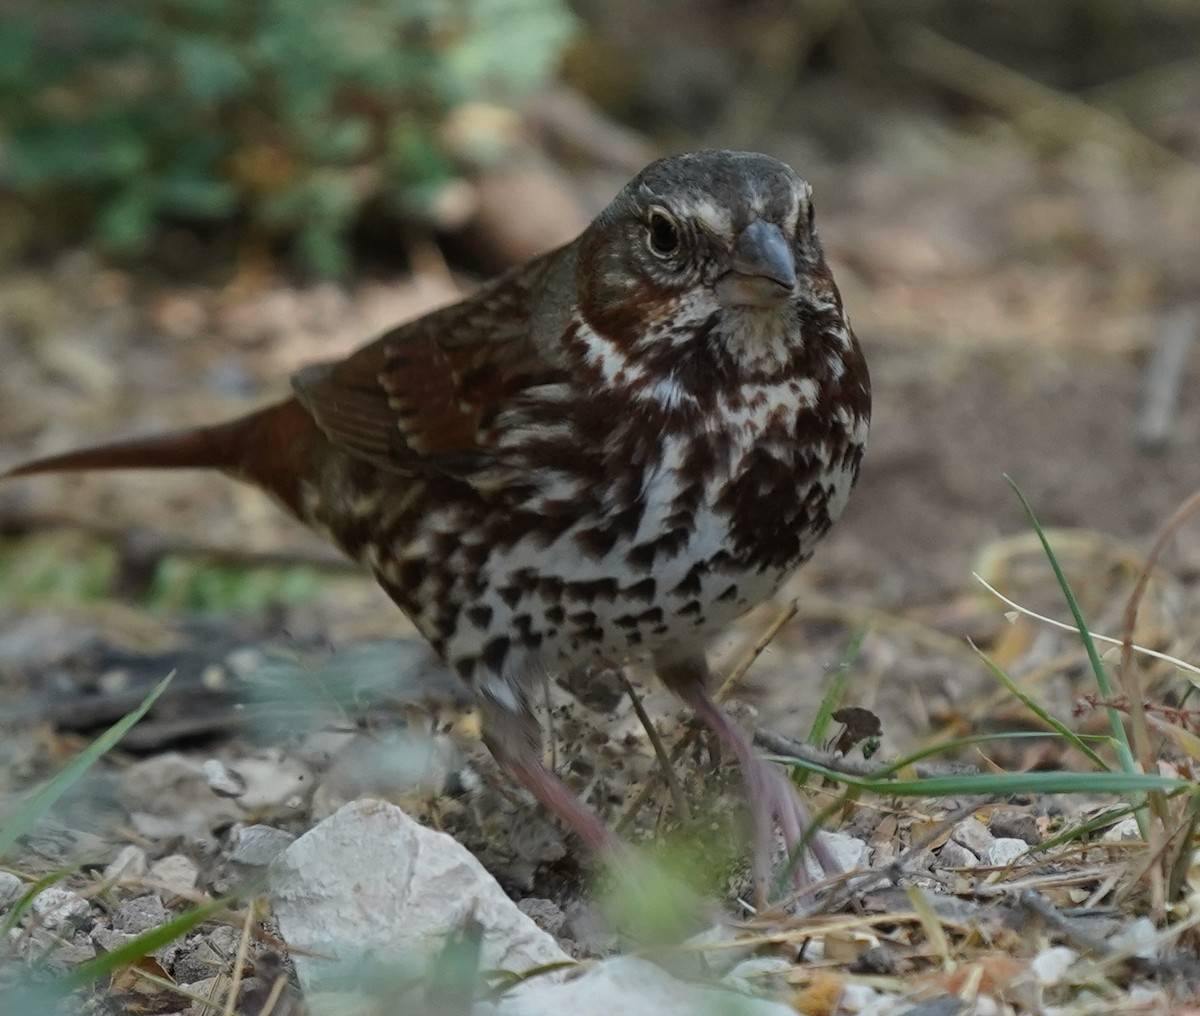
[0,534,327,613]
[0,0,577,274]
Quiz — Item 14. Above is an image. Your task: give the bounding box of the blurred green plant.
[0,0,577,274]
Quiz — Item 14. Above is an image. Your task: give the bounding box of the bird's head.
[573,150,848,390]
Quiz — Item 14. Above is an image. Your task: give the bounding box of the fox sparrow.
[7,151,870,892]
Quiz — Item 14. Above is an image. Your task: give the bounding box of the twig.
[716,600,798,701]
[618,672,691,823]
[616,601,798,833]
[223,902,256,1016]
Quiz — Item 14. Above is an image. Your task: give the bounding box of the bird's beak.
[716,220,797,309]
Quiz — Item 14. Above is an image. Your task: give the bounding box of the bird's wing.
[292,256,570,478]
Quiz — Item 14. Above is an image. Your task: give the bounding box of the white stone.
[983,837,1028,867]
[937,839,978,869]
[269,799,570,996]
[1111,916,1158,960]
[825,831,871,872]
[951,816,993,856]
[1101,817,1142,843]
[149,853,200,898]
[0,871,23,909]
[837,982,882,1014]
[1031,946,1077,985]
[104,844,149,881]
[28,885,90,930]
[480,955,797,1016]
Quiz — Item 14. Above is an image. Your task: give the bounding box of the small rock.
[1101,817,1142,843]
[937,839,978,869]
[817,832,871,875]
[104,844,149,881]
[1031,946,1077,985]
[114,894,169,934]
[170,936,225,985]
[988,811,1041,844]
[149,854,200,898]
[181,976,225,1016]
[92,926,136,951]
[516,898,566,938]
[29,886,90,931]
[1111,916,1158,960]
[839,982,883,1013]
[270,799,570,996]
[983,838,1028,867]
[0,871,23,909]
[950,816,993,856]
[227,824,296,866]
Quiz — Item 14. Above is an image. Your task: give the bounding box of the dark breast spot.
[481,637,511,674]
[625,578,656,601]
[565,578,619,603]
[467,605,493,629]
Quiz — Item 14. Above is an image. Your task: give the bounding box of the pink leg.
[479,688,617,854]
[658,655,840,899]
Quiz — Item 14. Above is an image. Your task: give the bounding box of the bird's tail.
[4,399,320,518]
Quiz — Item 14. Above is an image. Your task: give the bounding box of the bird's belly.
[429,454,839,682]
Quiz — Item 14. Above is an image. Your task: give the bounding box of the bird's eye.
[646,208,681,258]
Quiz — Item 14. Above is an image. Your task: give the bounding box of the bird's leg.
[478,685,615,854]
[656,654,840,898]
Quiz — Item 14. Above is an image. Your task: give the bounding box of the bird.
[5,150,870,894]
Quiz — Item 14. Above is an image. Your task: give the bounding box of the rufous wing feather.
[293,269,567,478]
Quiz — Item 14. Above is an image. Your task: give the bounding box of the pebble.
[936,839,978,869]
[113,893,169,934]
[825,831,871,872]
[1031,946,1078,985]
[983,838,1028,867]
[1101,817,1142,843]
[29,886,91,930]
[104,844,149,881]
[1111,916,1158,960]
[950,816,993,856]
[227,823,296,866]
[91,926,136,951]
[517,897,567,937]
[149,853,200,898]
[0,871,23,909]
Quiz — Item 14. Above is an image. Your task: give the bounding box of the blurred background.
[1,0,1199,802]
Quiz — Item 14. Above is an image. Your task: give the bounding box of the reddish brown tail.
[4,399,322,519]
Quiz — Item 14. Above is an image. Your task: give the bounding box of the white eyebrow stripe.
[675,195,734,239]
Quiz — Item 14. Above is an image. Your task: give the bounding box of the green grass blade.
[1004,477,1137,775]
[775,759,1186,798]
[970,641,1110,771]
[807,625,868,746]
[0,672,175,861]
